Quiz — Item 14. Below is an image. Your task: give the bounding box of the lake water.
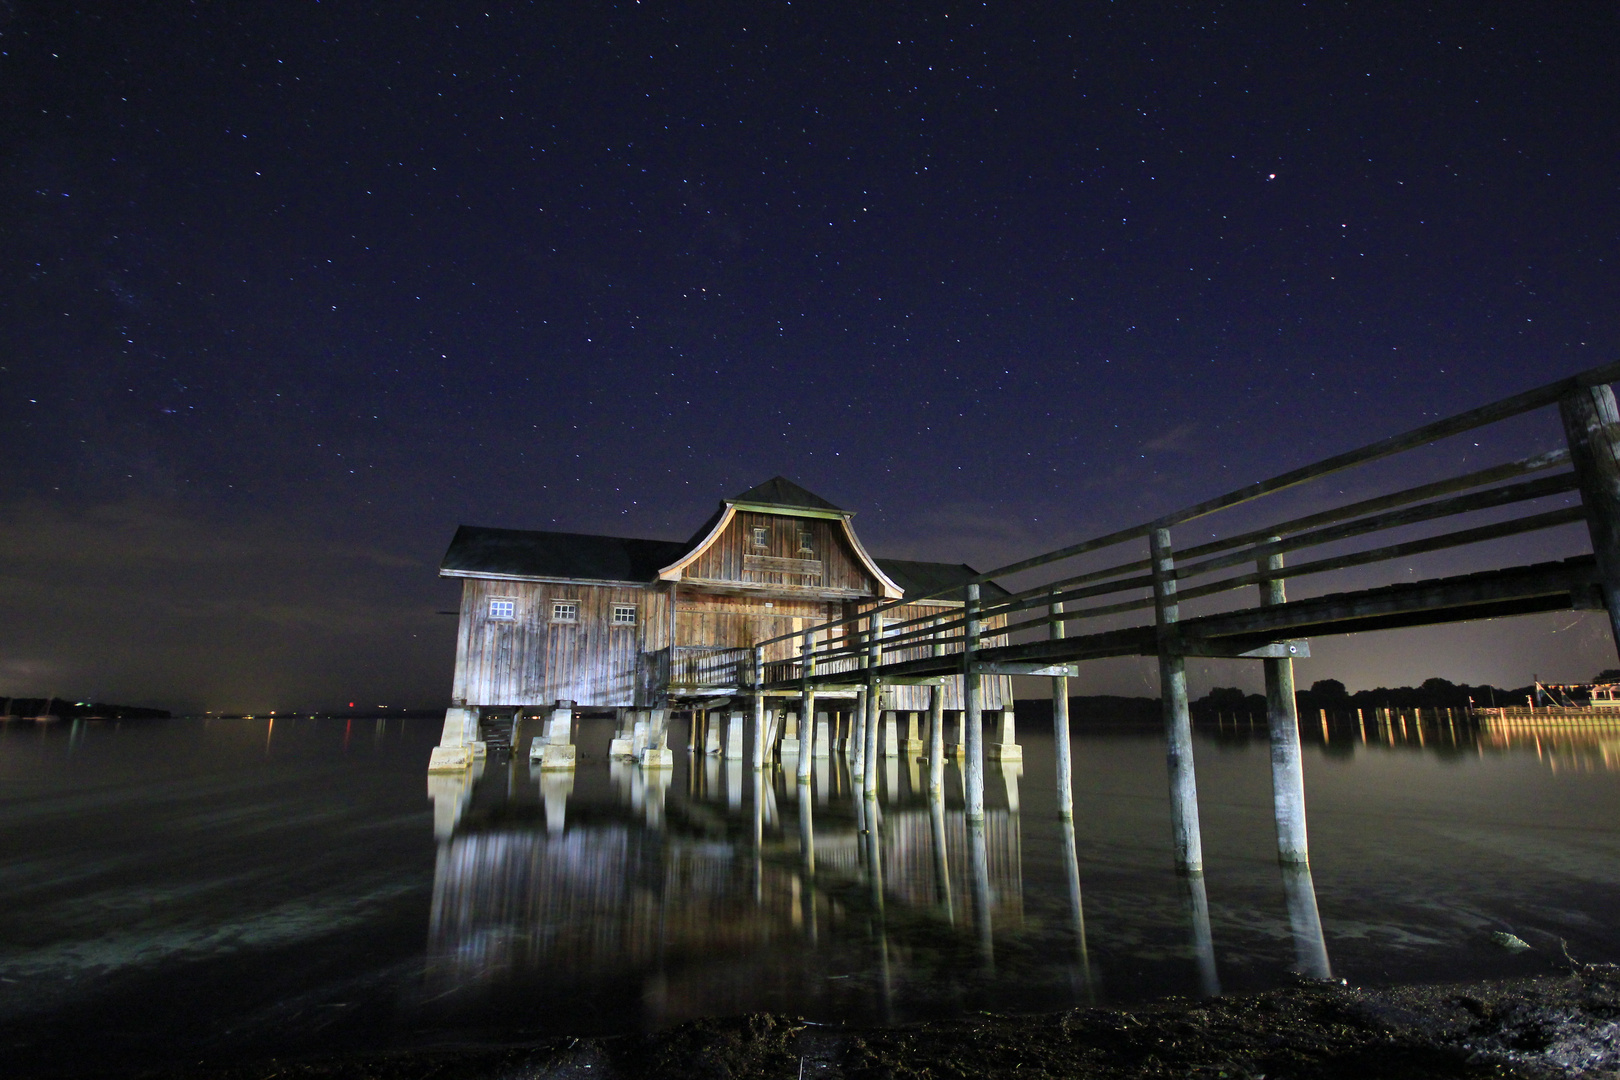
[4,711,1619,1076]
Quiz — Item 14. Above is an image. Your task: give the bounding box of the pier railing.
[755,361,1620,689]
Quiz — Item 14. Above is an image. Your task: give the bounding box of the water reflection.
[425,726,1033,1024]
[1281,864,1332,980]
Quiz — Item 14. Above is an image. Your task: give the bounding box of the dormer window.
[750,526,769,549]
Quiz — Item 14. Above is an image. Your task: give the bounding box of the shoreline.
[178,968,1620,1079]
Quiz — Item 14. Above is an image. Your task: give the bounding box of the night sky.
[4,2,1617,713]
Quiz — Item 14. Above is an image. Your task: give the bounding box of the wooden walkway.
[737,361,1620,874]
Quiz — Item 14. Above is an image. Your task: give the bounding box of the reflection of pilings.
[539,769,574,834]
[1177,872,1220,997]
[967,816,993,968]
[751,767,764,903]
[866,792,893,1021]
[428,757,485,841]
[1281,863,1332,979]
[1059,816,1093,1000]
[929,785,954,923]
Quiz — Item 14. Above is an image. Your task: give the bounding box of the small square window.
[612,604,637,625]
[489,599,516,620]
[552,601,578,622]
[751,526,769,549]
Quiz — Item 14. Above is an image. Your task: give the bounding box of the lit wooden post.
[1051,590,1074,819]
[864,612,882,796]
[1561,383,1620,655]
[1151,528,1203,873]
[964,583,985,821]
[1260,539,1309,865]
[797,629,816,784]
[751,645,766,771]
[851,625,868,781]
[928,616,946,795]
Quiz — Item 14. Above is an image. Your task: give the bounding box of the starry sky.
[3,1,1617,713]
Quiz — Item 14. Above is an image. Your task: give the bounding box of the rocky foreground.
[188,967,1620,1080]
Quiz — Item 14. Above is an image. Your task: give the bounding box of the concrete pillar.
[704,710,723,755]
[1561,382,1620,655]
[964,583,986,821]
[988,699,1022,762]
[1261,542,1309,865]
[883,710,900,757]
[725,710,745,760]
[534,700,576,771]
[781,710,800,755]
[1151,529,1203,873]
[428,705,482,771]
[945,709,964,758]
[813,711,831,759]
[641,707,673,770]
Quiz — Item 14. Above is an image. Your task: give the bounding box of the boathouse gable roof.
[728,476,844,515]
[439,525,687,585]
[875,559,1012,603]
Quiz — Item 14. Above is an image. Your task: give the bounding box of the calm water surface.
[3,712,1618,1076]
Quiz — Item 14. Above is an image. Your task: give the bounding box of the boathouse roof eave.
[438,568,656,589]
[724,500,851,521]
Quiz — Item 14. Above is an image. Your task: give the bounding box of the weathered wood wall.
[453,579,670,708]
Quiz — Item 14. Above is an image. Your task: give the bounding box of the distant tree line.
[1015,674,1599,725]
[1,697,171,720]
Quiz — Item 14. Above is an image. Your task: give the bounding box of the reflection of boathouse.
[425,756,1027,1023]
[437,478,1011,720]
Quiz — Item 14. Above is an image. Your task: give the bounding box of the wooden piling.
[798,630,816,783]
[927,685,945,796]
[1259,541,1309,866]
[751,645,767,771]
[1051,590,1074,818]
[864,613,882,796]
[963,583,986,821]
[1151,528,1203,873]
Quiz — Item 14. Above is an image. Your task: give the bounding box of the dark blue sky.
[4,2,1616,711]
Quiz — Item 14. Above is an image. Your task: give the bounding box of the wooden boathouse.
[429,477,1012,769]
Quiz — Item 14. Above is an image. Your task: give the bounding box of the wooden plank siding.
[453,578,670,708]
[680,512,876,596]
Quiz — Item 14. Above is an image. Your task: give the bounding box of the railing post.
[1050,590,1074,819]
[864,612,882,796]
[1260,539,1309,865]
[851,623,868,781]
[1560,383,1620,655]
[928,616,946,797]
[964,583,985,821]
[798,629,816,783]
[1151,527,1203,873]
[751,645,766,771]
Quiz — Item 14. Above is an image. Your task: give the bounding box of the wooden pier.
[754,362,1620,874]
